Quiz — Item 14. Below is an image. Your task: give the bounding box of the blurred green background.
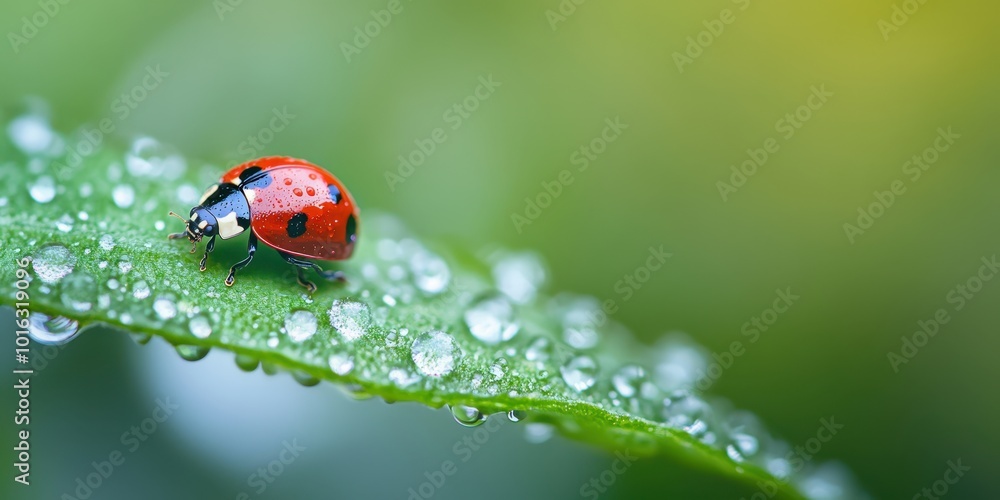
[2,0,999,498]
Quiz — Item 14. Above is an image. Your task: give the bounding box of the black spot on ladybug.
[328,184,342,204]
[345,214,357,243]
[239,166,263,183]
[286,212,308,238]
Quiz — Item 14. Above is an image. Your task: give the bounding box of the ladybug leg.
[225,233,257,287]
[167,231,187,240]
[199,235,217,272]
[278,252,346,293]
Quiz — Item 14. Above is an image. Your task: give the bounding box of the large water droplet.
[561,299,600,350]
[235,354,259,372]
[450,405,486,427]
[410,250,451,294]
[411,330,458,377]
[8,114,55,154]
[507,410,528,422]
[153,296,177,320]
[328,299,372,341]
[464,294,519,345]
[284,310,317,343]
[28,176,56,204]
[292,372,320,387]
[125,136,186,179]
[560,355,597,392]
[189,316,212,339]
[32,244,75,284]
[60,271,96,312]
[132,280,151,300]
[112,184,135,208]
[27,313,81,345]
[611,365,647,398]
[98,234,116,251]
[388,368,420,387]
[175,345,210,361]
[524,423,554,444]
[525,337,552,363]
[492,252,546,304]
[328,353,355,376]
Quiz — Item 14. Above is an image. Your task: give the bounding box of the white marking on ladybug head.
[199,184,219,204]
[229,177,241,186]
[191,213,198,221]
[216,212,245,239]
[198,220,209,230]
[244,188,256,204]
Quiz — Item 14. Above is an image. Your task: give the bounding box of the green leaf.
[0,116,857,499]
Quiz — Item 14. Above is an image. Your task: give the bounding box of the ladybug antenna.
[168,211,188,224]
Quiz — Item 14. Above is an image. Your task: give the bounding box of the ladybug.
[168,156,358,292]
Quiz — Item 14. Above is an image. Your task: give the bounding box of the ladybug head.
[169,208,218,243]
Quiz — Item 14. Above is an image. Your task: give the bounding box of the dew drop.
[175,345,210,361]
[562,301,600,350]
[130,332,153,345]
[99,234,116,251]
[292,188,303,196]
[388,368,420,387]
[492,252,546,304]
[154,220,165,231]
[328,299,372,341]
[55,214,74,233]
[235,354,259,372]
[177,184,199,204]
[524,423,554,444]
[8,114,55,154]
[560,355,598,392]
[153,297,177,320]
[266,337,279,348]
[305,186,315,196]
[507,410,528,422]
[189,316,212,339]
[27,313,81,345]
[293,372,320,386]
[284,310,318,343]
[112,184,135,208]
[464,294,520,345]
[60,272,96,312]
[32,244,75,284]
[490,358,508,379]
[118,260,132,274]
[132,280,151,300]
[410,250,450,294]
[611,365,647,398]
[328,353,355,376]
[450,405,486,427]
[525,337,552,363]
[29,176,56,204]
[77,211,89,221]
[411,330,458,377]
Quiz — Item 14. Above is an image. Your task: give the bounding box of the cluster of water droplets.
[0,108,864,498]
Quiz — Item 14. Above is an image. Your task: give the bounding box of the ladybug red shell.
[169,156,358,292]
